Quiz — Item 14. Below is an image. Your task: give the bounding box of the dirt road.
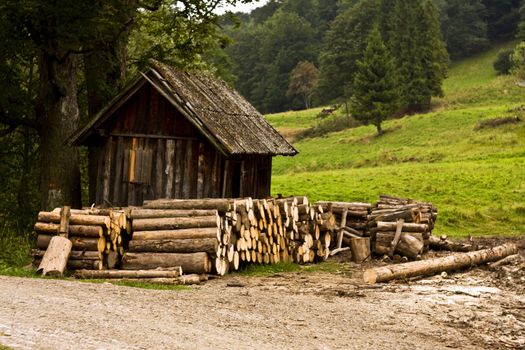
[1,256,524,350]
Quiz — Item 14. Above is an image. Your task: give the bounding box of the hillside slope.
[267,44,525,237]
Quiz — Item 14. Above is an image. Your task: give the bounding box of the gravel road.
[1,259,523,350]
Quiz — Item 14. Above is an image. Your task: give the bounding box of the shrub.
[493,49,513,75]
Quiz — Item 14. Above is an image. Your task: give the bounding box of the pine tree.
[350,27,398,135]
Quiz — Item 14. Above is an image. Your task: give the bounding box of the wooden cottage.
[70,60,297,207]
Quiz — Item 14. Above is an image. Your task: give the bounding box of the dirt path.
[1,256,524,350]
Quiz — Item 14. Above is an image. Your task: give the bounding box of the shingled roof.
[70,60,297,156]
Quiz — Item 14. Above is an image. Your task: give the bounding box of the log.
[74,267,183,279]
[121,252,210,274]
[37,212,110,228]
[34,222,103,237]
[37,236,72,276]
[132,216,219,231]
[37,234,103,252]
[364,243,519,284]
[128,238,218,254]
[129,209,218,219]
[369,209,417,223]
[132,227,219,241]
[33,258,102,270]
[351,237,371,263]
[388,219,405,257]
[376,221,428,233]
[375,232,423,259]
[429,235,475,252]
[105,275,203,285]
[32,249,100,260]
[142,198,231,212]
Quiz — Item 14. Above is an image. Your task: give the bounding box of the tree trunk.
[364,243,519,284]
[38,52,81,210]
[132,227,219,241]
[132,216,220,231]
[376,123,383,135]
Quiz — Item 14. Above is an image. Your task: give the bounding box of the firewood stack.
[368,195,438,260]
[122,197,335,276]
[123,198,232,275]
[32,208,128,270]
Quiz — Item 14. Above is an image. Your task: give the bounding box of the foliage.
[316,0,380,103]
[350,27,399,135]
[438,0,489,59]
[510,41,525,80]
[268,45,525,237]
[482,0,521,41]
[493,49,514,75]
[287,61,319,109]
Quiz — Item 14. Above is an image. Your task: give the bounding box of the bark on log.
[429,235,475,252]
[132,216,219,231]
[129,209,218,219]
[132,227,219,241]
[37,236,72,276]
[102,275,203,285]
[34,222,103,237]
[376,221,428,233]
[32,249,99,260]
[37,212,110,228]
[128,238,218,254]
[142,199,231,212]
[33,258,102,270]
[364,243,519,284]
[121,252,210,274]
[74,267,183,279]
[37,234,103,252]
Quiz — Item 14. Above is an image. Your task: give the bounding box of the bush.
[297,115,360,140]
[493,49,513,75]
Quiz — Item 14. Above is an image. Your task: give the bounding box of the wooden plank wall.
[97,136,223,206]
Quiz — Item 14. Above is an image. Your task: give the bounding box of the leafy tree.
[287,61,319,109]
[511,42,525,81]
[350,27,399,135]
[493,49,514,75]
[316,0,380,103]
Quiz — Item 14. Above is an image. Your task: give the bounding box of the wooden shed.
[70,60,297,207]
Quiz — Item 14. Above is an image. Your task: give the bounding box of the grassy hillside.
[267,44,525,237]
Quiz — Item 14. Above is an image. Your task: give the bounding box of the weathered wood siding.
[94,84,272,206]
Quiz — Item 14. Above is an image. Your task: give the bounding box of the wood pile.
[32,208,128,270]
[369,195,437,260]
[127,197,335,276]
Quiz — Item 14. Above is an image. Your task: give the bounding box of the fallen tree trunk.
[376,221,428,233]
[132,216,219,231]
[121,252,210,274]
[128,238,218,254]
[363,243,519,284]
[74,267,182,279]
[132,227,219,241]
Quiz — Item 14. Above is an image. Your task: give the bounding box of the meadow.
[268,43,525,237]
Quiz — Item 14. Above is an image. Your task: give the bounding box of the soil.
[0,237,524,350]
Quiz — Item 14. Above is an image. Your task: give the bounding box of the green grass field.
[268,43,525,237]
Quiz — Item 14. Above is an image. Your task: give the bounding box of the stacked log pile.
[369,195,438,260]
[32,208,128,270]
[125,197,335,276]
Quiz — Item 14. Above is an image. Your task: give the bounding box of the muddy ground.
[0,237,524,350]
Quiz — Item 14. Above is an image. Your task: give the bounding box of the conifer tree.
[350,27,398,135]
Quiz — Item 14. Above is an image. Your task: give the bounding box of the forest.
[0,0,524,256]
